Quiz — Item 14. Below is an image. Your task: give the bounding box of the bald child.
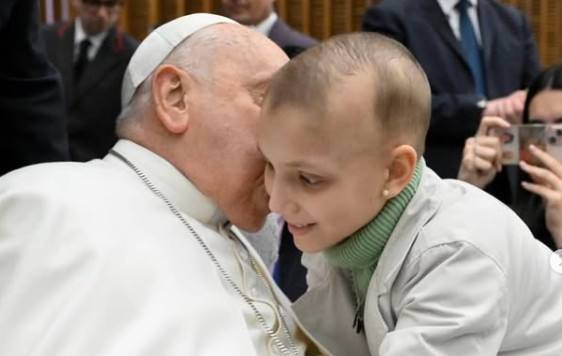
[258,33,562,356]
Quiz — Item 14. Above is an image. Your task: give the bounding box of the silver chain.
[110,150,300,356]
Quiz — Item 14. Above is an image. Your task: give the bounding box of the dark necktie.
[74,39,92,84]
[456,0,487,97]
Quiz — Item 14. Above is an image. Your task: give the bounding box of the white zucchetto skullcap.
[121,13,237,108]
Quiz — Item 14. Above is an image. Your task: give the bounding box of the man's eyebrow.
[249,70,275,87]
[249,77,270,90]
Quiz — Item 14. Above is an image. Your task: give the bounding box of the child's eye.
[265,161,274,172]
[299,174,320,186]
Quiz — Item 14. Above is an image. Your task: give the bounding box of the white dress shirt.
[250,11,278,37]
[74,18,108,61]
[437,0,482,45]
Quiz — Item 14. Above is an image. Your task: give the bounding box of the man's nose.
[95,5,110,19]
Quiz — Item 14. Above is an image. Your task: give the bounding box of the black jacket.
[42,22,138,162]
[363,0,541,179]
[0,0,69,176]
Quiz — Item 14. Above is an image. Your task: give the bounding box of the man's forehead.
[218,44,287,84]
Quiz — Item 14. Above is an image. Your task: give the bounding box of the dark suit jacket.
[268,18,317,58]
[0,0,69,176]
[362,0,541,180]
[42,22,137,162]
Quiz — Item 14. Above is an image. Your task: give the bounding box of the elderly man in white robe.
[0,14,327,356]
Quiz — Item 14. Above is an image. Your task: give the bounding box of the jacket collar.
[369,165,443,296]
[106,139,227,227]
[437,0,478,16]
[74,18,109,60]
[420,0,470,72]
[361,167,443,352]
[57,21,127,104]
[250,11,278,37]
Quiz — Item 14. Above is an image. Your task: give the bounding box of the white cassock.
[0,139,328,356]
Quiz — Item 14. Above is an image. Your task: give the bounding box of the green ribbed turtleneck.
[324,160,424,318]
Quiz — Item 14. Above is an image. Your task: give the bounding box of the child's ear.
[152,64,191,134]
[384,145,418,199]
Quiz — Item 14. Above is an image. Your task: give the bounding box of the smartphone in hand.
[546,124,562,163]
[491,124,562,165]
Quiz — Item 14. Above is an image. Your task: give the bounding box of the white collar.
[107,139,228,227]
[74,18,108,50]
[437,0,478,16]
[250,12,278,37]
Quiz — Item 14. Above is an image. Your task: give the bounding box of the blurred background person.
[221,0,316,57]
[42,0,137,162]
[458,63,562,250]
[362,0,541,189]
[0,0,69,176]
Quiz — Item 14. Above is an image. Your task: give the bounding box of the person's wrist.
[477,98,488,110]
[476,98,488,111]
[550,226,562,249]
[458,165,477,185]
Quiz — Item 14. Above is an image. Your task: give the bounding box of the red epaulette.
[113,30,125,53]
[56,22,71,38]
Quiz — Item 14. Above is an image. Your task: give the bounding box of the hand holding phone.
[458,116,509,188]
[492,124,562,165]
[518,133,562,246]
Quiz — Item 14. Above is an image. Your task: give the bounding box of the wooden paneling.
[332,0,352,34]
[503,0,562,67]
[41,0,562,66]
[309,0,330,39]
[125,0,159,38]
[40,0,70,23]
[160,0,186,23]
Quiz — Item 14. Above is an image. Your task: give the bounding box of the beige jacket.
[295,168,562,355]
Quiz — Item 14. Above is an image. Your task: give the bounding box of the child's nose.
[268,182,297,217]
[267,182,284,214]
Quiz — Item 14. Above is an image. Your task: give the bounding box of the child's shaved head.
[265,32,431,155]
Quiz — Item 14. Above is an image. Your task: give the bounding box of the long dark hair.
[523,63,562,123]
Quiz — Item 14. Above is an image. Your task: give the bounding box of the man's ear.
[152,65,191,134]
[384,145,418,198]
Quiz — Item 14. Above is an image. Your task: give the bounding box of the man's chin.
[84,27,103,36]
[230,212,268,232]
[229,14,253,26]
[83,23,110,36]
[235,219,266,233]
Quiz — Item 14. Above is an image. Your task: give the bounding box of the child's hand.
[458,116,510,188]
[520,145,562,248]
